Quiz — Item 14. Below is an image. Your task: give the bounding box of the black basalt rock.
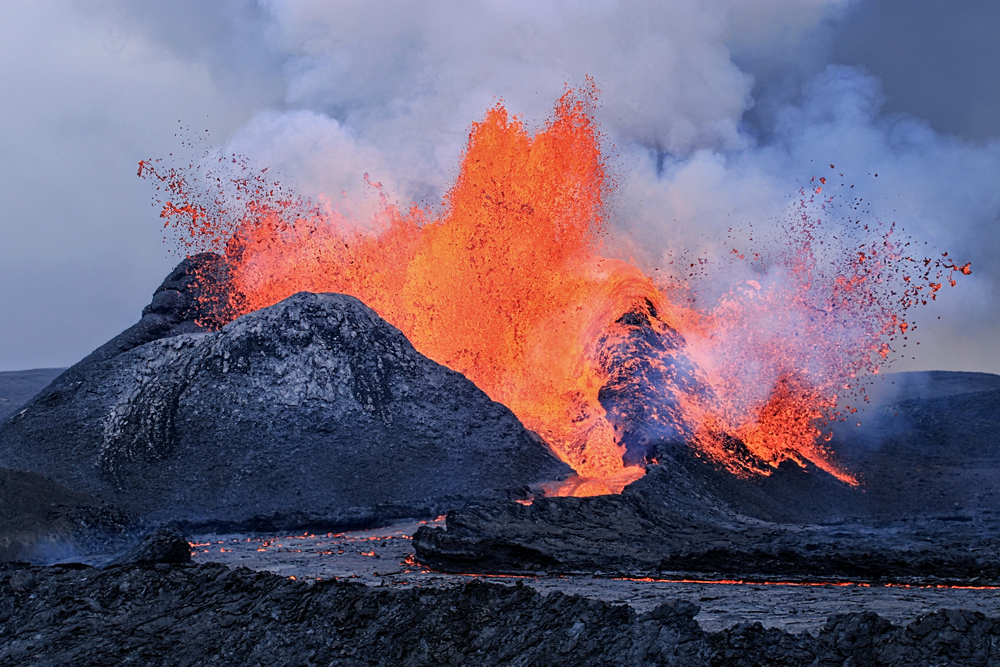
[0,284,570,529]
[413,445,1000,584]
[109,526,191,566]
[0,467,129,564]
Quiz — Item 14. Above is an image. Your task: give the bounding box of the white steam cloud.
[227,0,998,373]
[241,0,755,202]
[0,0,996,373]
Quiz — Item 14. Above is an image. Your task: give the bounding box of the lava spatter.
[140,85,968,494]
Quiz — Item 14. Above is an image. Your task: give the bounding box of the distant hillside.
[0,368,65,422]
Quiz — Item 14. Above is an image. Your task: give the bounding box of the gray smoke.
[0,0,996,372]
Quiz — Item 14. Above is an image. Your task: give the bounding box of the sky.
[1,0,997,373]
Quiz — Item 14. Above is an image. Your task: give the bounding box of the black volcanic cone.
[414,300,1000,583]
[594,298,769,475]
[0,258,570,529]
[595,299,823,476]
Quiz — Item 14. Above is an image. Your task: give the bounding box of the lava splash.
[139,84,967,495]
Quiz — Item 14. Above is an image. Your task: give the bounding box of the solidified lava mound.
[0,258,570,531]
[415,371,1000,583]
[1,562,997,666]
[414,462,1000,583]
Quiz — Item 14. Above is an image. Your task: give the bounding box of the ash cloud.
[0,0,996,373]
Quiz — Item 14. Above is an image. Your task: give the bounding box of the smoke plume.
[0,0,996,374]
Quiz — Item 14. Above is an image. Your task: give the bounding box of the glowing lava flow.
[610,577,1000,590]
[140,85,967,495]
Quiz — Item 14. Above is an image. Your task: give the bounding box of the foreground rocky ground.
[184,519,1000,635]
[1,559,997,667]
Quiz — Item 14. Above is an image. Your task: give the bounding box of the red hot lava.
[140,85,968,495]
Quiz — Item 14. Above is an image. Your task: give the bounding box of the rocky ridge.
[0,561,995,667]
[414,463,1000,584]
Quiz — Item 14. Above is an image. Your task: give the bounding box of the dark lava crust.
[1,561,997,667]
[0,469,129,564]
[415,371,1000,584]
[414,464,1000,585]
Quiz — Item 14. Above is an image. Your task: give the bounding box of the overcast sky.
[1,0,997,373]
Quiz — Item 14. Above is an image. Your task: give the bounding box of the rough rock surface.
[0,468,129,563]
[595,299,710,465]
[0,562,996,667]
[0,287,569,529]
[415,371,1000,583]
[108,527,191,566]
[414,463,1000,583]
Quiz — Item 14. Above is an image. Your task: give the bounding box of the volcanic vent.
[0,84,971,542]
[133,84,967,495]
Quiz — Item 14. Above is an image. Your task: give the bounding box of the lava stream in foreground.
[139,83,968,495]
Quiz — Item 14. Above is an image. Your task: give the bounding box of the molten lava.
[140,85,967,495]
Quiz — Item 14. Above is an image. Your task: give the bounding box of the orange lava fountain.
[139,85,967,495]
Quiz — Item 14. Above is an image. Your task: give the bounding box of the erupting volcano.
[139,83,968,495]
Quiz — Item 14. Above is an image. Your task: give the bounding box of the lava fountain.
[139,84,968,495]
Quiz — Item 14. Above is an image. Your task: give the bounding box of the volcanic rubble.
[2,557,997,667]
[0,255,998,664]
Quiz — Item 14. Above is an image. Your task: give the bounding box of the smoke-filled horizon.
[1,0,997,374]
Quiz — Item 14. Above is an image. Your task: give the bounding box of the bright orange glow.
[147,84,656,483]
[142,85,967,495]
